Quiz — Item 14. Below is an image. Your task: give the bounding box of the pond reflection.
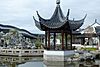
[0,56,100,67]
[44,61,100,67]
[0,56,43,67]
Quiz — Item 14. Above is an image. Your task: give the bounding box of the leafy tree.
[34,39,42,49]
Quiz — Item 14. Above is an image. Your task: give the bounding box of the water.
[0,56,100,67]
[18,62,44,67]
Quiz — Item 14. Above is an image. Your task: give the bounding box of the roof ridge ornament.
[84,14,87,19]
[66,9,70,20]
[56,0,60,4]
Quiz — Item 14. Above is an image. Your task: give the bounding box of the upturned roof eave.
[34,15,86,30]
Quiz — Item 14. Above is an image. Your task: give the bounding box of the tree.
[34,39,42,49]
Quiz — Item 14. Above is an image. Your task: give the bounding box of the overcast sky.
[0,0,100,34]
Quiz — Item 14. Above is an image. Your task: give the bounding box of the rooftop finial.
[56,0,60,4]
[95,19,97,23]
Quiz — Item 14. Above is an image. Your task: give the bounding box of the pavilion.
[33,0,86,61]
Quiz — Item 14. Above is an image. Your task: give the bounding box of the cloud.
[0,0,100,34]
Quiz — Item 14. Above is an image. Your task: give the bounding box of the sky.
[0,0,100,34]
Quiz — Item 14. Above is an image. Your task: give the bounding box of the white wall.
[44,50,75,56]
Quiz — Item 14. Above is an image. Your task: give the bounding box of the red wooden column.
[70,34,72,50]
[54,33,56,50]
[61,31,64,50]
[45,31,47,49]
[65,33,68,50]
[48,31,50,50]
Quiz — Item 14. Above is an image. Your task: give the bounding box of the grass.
[81,47,97,51]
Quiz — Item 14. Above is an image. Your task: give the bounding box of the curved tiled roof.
[33,0,86,31]
[80,19,100,34]
[95,26,100,34]
[69,16,86,31]
[0,24,37,39]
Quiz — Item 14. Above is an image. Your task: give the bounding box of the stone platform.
[43,50,75,61]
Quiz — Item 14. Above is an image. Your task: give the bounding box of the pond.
[0,56,99,67]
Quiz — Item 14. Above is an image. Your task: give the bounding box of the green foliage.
[57,33,61,40]
[9,29,18,35]
[57,34,71,41]
[34,39,42,49]
[67,34,71,40]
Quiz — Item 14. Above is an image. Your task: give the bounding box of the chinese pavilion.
[33,0,86,61]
